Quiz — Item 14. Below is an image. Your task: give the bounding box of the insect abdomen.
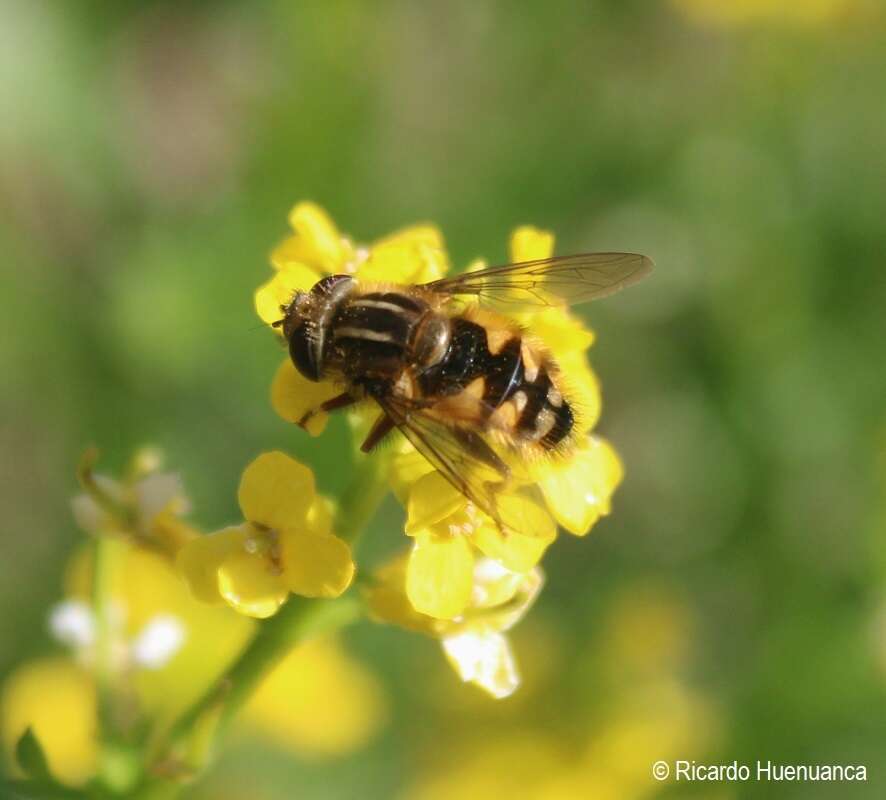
[510,346,574,448]
[418,316,574,450]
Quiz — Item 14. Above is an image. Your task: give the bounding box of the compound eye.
[288,323,321,382]
[311,274,352,297]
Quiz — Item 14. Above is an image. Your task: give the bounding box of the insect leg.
[297,392,360,429]
[360,414,396,453]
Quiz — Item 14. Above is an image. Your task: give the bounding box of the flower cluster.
[365,554,543,698]
[176,451,354,618]
[1,453,381,790]
[249,202,626,694]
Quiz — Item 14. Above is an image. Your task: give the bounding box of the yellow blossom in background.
[366,552,543,698]
[65,543,254,725]
[177,451,354,618]
[243,638,385,757]
[671,0,854,28]
[2,532,386,787]
[404,582,718,800]
[1,658,97,787]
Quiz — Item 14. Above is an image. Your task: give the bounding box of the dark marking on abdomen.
[515,364,574,448]
[541,402,574,447]
[482,337,524,408]
[417,314,574,448]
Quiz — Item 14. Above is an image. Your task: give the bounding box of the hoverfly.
[276,252,652,536]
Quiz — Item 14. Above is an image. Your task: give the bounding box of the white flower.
[48,600,95,650]
[131,615,186,669]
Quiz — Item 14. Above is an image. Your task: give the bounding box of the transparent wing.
[369,390,548,538]
[423,252,653,310]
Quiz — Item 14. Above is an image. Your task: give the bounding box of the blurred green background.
[2,0,886,797]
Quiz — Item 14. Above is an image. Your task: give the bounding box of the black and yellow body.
[282,273,575,454]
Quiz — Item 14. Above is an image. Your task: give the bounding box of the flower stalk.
[144,457,387,791]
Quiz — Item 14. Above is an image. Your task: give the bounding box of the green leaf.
[14,728,53,784]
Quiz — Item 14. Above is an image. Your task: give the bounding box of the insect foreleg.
[360,414,396,453]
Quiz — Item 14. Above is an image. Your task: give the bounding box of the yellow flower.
[256,203,449,435]
[259,204,625,628]
[243,637,385,757]
[536,435,624,536]
[177,452,354,618]
[366,553,543,698]
[1,657,97,787]
[57,537,382,757]
[401,498,554,620]
[65,543,254,723]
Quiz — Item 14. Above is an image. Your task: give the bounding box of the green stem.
[92,536,120,731]
[337,450,392,546]
[93,537,145,795]
[145,456,389,790]
[164,594,362,751]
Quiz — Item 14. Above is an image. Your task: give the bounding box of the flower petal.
[306,495,335,537]
[372,223,445,253]
[406,531,473,620]
[537,436,624,535]
[254,264,323,326]
[175,526,247,604]
[405,472,467,535]
[270,359,341,435]
[279,529,355,598]
[217,549,289,619]
[509,225,554,263]
[238,451,315,530]
[388,444,435,505]
[363,554,441,636]
[441,630,519,699]
[286,202,350,273]
[473,521,553,573]
[359,237,448,284]
[525,307,595,354]
[556,352,602,434]
[1,657,98,785]
[469,558,524,609]
[495,491,558,540]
